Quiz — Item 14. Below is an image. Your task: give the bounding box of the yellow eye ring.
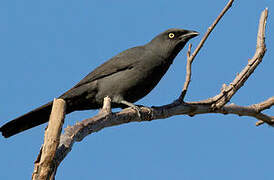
[168,33,175,39]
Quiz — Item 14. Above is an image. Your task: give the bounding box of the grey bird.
[0,28,199,138]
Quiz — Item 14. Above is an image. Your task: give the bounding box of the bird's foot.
[120,100,142,118]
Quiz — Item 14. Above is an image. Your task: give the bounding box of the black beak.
[181,30,199,39]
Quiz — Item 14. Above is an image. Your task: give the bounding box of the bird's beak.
[180,31,199,39]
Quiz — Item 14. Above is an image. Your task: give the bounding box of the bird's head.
[147,28,199,60]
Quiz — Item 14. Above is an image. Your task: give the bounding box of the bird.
[0,28,199,138]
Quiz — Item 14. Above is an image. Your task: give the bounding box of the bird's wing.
[73,46,146,88]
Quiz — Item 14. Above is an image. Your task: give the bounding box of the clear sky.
[0,1,273,180]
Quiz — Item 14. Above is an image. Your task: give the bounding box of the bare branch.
[255,96,274,112]
[180,44,192,100]
[252,96,274,126]
[212,8,268,109]
[190,8,268,110]
[32,99,66,180]
[217,101,274,126]
[48,96,114,177]
[189,0,234,61]
[179,0,234,101]
[54,95,274,169]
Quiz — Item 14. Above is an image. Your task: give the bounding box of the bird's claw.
[132,105,142,118]
[119,100,142,119]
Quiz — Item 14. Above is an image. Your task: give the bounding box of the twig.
[32,99,66,180]
[180,44,192,100]
[216,98,274,126]
[179,0,234,101]
[257,97,274,111]
[189,0,234,61]
[253,96,274,126]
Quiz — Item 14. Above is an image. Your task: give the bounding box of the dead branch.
[180,0,234,101]
[188,0,234,62]
[32,99,66,180]
[191,8,268,109]
[53,96,274,171]
[180,43,192,100]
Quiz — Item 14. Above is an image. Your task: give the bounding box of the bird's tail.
[0,101,53,138]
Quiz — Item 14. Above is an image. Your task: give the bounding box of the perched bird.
[0,28,198,138]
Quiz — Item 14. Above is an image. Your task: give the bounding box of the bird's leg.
[120,100,142,118]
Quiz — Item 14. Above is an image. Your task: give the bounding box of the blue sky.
[0,1,273,179]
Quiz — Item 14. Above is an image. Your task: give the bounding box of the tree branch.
[180,0,234,101]
[53,95,274,171]
[189,8,268,110]
[32,99,66,180]
[188,0,234,62]
[180,43,192,100]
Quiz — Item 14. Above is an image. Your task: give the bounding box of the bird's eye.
[168,33,175,39]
